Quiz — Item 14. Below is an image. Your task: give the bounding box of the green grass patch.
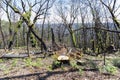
[99,61,118,75]
[112,58,120,68]
[23,58,42,67]
[0,59,3,63]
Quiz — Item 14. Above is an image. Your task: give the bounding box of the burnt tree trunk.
[29,27,47,51]
[51,28,60,51]
[8,31,17,50]
[27,29,30,56]
[0,19,6,50]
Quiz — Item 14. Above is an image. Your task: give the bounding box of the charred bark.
[29,27,47,51]
[51,28,60,51]
[0,19,6,50]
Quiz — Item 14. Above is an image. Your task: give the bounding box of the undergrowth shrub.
[85,60,98,70]
[99,61,118,75]
[11,59,18,67]
[23,58,42,67]
[51,60,61,69]
[112,58,120,68]
[70,60,78,69]
[0,59,3,63]
[70,60,83,75]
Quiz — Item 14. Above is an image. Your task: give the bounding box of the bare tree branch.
[112,0,116,12]
[21,0,26,12]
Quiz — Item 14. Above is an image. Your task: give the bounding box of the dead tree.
[51,28,60,51]
[3,0,54,56]
[0,19,6,50]
[100,0,120,48]
[56,0,80,47]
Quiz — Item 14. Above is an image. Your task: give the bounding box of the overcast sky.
[1,0,120,23]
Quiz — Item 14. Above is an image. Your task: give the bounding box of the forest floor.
[0,48,120,80]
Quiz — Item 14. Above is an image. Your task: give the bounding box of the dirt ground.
[0,49,120,80]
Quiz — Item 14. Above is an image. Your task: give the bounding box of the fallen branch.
[1,53,28,58]
[0,51,54,58]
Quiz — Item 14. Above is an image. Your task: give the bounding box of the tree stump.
[57,55,70,65]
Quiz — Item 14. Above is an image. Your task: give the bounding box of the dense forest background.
[0,0,120,55]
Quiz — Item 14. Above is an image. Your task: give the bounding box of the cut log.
[1,53,28,58]
[0,51,46,58]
